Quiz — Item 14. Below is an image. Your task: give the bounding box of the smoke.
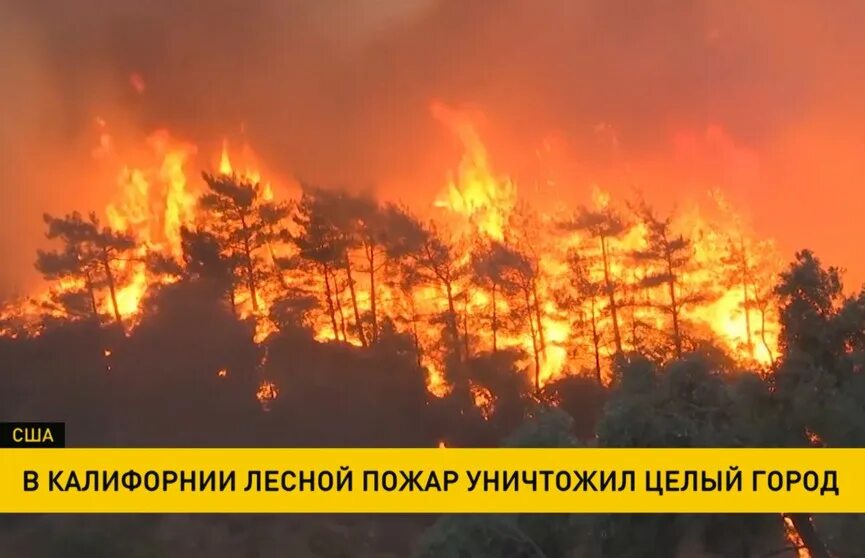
[3,0,865,294]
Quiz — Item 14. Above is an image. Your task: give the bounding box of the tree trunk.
[600,235,623,353]
[531,277,546,353]
[664,244,682,359]
[490,283,498,353]
[266,237,289,290]
[635,274,651,350]
[462,288,470,358]
[239,213,259,312]
[322,263,340,341]
[668,278,683,358]
[229,281,238,317]
[444,280,460,360]
[786,513,831,558]
[100,248,124,334]
[740,242,755,358]
[366,243,378,344]
[84,270,99,320]
[524,287,541,393]
[590,294,602,385]
[759,303,776,365]
[409,295,422,367]
[331,269,349,342]
[344,253,367,347]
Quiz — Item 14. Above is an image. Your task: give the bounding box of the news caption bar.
[0,447,860,513]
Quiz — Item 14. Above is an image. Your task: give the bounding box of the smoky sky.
[2,0,865,295]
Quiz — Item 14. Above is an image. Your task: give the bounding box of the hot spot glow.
[0,105,781,399]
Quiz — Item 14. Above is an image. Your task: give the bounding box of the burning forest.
[2,0,865,556]
[4,102,862,558]
[1,102,783,398]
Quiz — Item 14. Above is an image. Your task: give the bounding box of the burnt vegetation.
[1,174,865,558]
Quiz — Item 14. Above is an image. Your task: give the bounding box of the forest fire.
[0,103,781,399]
[4,1,865,554]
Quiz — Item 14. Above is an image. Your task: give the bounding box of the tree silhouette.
[36,212,135,332]
[35,213,101,320]
[497,242,545,391]
[720,232,779,364]
[257,198,293,291]
[472,242,517,354]
[374,203,431,362]
[416,408,582,558]
[179,227,239,309]
[405,220,467,362]
[317,188,368,347]
[564,205,628,355]
[291,185,352,342]
[559,249,607,383]
[631,204,707,359]
[200,172,281,315]
[771,250,865,558]
[596,354,793,557]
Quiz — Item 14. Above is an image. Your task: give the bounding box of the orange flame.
[0,105,782,405]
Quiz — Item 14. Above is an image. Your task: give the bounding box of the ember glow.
[0,102,781,397]
[783,517,811,558]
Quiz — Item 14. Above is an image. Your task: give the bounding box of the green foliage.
[774,250,865,447]
[415,515,546,558]
[415,409,585,558]
[504,406,580,449]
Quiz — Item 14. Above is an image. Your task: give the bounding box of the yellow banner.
[0,448,859,513]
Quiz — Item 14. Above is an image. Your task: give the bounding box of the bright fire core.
[0,103,782,401]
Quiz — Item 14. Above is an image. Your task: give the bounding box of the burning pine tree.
[1,106,782,395]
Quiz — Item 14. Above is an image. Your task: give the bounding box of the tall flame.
[1,106,781,396]
[431,102,516,241]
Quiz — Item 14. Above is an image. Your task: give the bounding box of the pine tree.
[565,205,628,354]
[631,204,706,359]
[199,172,288,317]
[36,211,135,332]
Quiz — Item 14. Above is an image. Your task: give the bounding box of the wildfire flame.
[432,101,516,241]
[0,105,781,401]
[470,382,495,420]
[256,380,279,411]
[783,516,812,558]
